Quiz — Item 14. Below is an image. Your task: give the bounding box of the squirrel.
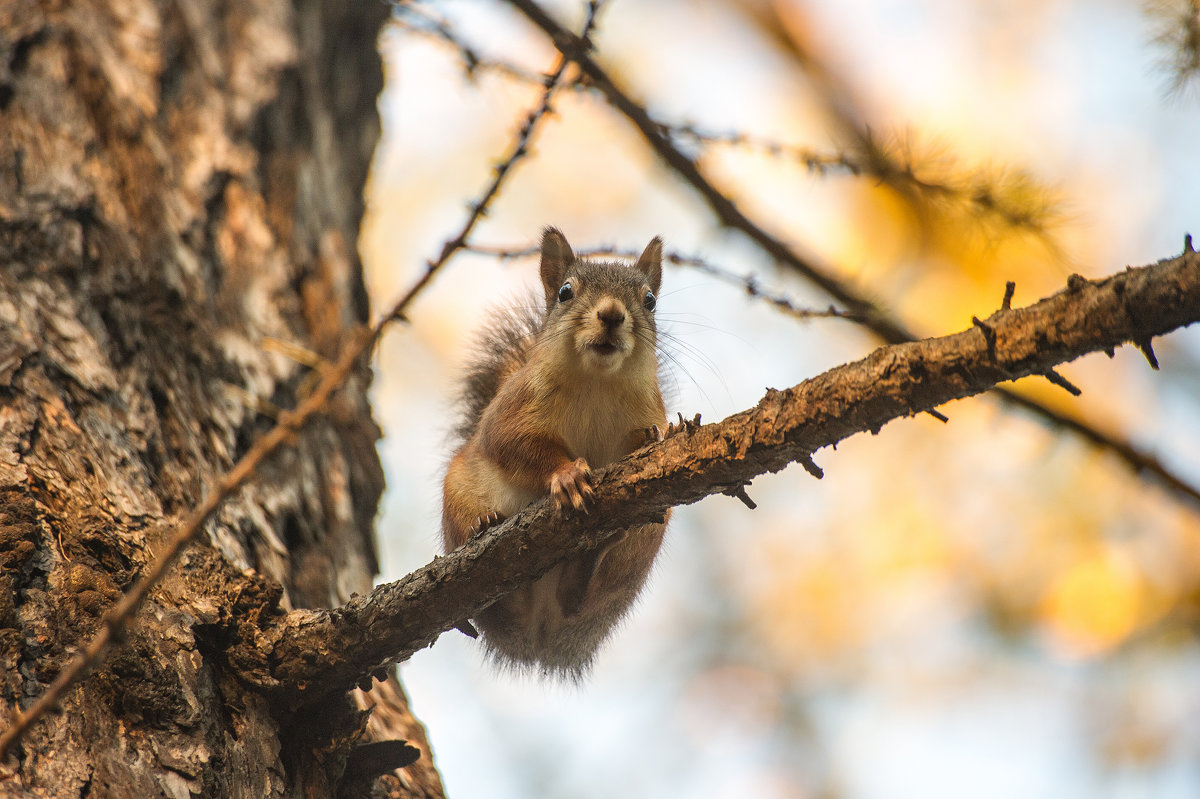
[441,227,669,678]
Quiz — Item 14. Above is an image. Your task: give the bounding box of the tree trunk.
[0,0,444,796]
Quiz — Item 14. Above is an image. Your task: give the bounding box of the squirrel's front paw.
[549,457,594,512]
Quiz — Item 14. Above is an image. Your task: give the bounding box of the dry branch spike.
[1137,338,1161,370]
[723,484,759,509]
[1067,273,1091,292]
[1002,281,1016,310]
[503,0,1200,509]
[798,455,825,479]
[972,315,997,360]
[1041,368,1082,396]
[255,248,1199,705]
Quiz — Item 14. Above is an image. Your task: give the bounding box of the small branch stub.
[799,455,824,479]
[724,484,758,509]
[1002,281,1016,310]
[1041,368,1082,396]
[972,315,997,360]
[1137,338,1161,370]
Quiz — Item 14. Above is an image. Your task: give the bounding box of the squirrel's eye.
[557,282,574,303]
[643,290,656,312]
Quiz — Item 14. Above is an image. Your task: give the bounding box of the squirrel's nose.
[597,305,626,331]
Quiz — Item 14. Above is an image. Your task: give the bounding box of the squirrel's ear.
[634,236,663,295]
[540,227,575,305]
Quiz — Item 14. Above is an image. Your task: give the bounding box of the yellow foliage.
[1038,546,1165,658]
[749,555,864,667]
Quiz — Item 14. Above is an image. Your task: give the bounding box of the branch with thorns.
[220,250,1200,705]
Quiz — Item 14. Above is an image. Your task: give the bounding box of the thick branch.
[257,250,1199,707]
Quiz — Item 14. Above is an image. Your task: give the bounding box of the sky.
[361,1,1200,796]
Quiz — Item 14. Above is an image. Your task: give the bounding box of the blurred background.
[361,1,1200,796]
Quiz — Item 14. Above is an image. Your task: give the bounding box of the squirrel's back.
[452,301,543,443]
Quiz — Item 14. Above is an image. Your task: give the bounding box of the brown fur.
[442,227,668,677]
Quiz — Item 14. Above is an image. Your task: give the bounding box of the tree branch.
[254,250,1199,708]
[502,0,1200,509]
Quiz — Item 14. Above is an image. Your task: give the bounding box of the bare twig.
[0,4,603,760]
[257,250,1200,703]
[384,10,587,323]
[503,0,914,338]
[464,242,858,322]
[661,123,863,174]
[394,6,564,87]
[664,124,1058,238]
[502,0,1200,508]
[397,8,1054,239]
[733,6,1060,242]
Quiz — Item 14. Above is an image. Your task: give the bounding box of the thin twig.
[732,3,1055,240]
[393,7,564,87]
[503,0,1200,509]
[385,13,585,322]
[662,123,862,174]
[400,5,1056,238]
[665,124,1057,237]
[0,4,602,759]
[464,242,858,322]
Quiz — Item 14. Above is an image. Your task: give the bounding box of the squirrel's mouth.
[588,341,620,356]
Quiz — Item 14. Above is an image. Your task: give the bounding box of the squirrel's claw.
[550,457,594,513]
[664,412,702,439]
[468,510,507,537]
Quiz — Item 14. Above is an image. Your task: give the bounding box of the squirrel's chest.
[553,385,656,467]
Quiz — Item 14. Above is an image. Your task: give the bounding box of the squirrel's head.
[539,227,662,377]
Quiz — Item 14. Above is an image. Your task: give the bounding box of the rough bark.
[0,0,444,796]
[242,251,1197,702]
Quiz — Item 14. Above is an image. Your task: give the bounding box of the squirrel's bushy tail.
[452,300,545,442]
